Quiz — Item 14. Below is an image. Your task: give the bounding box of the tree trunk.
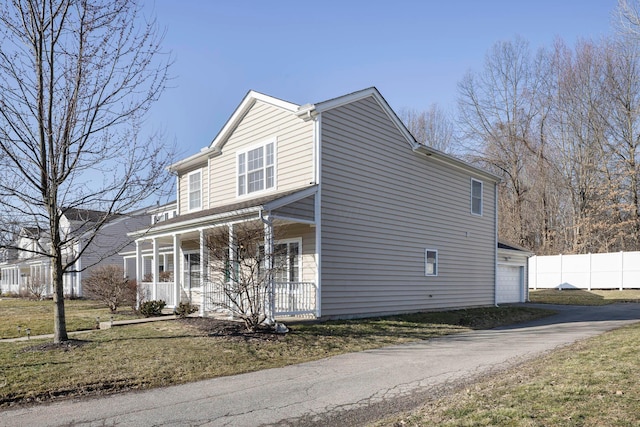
[53,259,68,343]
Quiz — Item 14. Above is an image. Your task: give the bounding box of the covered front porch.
[125,187,319,320]
[0,259,52,297]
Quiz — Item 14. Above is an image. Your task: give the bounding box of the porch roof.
[131,185,317,238]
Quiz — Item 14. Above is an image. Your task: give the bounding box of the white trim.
[425,248,438,277]
[129,207,262,238]
[236,138,277,198]
[315,114,322,318]
[270,215,316,225]
[494,182,499,306]
[413,145,501,183]
[187,169,203,212]
[314,87,418,150]
[273,237,303,283]
[471,178,483,216]
[210,91,299,153]
[175,175,180,216]
[207,157,212,209]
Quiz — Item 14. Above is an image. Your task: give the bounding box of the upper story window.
[188,170,202,211]
[471,178,483,216]
[238,139,275,196]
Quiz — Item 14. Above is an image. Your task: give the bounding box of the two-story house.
[127,87,503,320]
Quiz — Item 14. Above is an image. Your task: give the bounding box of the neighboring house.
[497,240,532,304]
[0,207,149,297]
[127,87,503,320]
[0,227,50,296]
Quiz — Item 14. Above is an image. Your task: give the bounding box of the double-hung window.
[425,249,438,276]
[188,170,202,211]
[471,178,483,216]
[238,140,275,196]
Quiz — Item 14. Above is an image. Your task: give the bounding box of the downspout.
[259,210,275,324]
[494,182,499,307]
[314,114,322,318]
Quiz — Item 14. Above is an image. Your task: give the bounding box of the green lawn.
[529,289,640,305]
[0,301,552,407]
[0,298,139,339]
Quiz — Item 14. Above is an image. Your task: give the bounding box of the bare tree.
[457,37,546,249]
[0,0,173,343]
[617,0,640,37]
[547,39,612,253]
[399,104,456,154]
[205,222,287,332]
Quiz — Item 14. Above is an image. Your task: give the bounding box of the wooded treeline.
[403,1,640,255]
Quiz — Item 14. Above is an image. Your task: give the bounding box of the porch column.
[135,240,142,309]
[263,214,275,322]
[75,241,82,297]
[229,224,236,283]
[173,233,181,306]
[152,237,159,301]
[199,228,207,316]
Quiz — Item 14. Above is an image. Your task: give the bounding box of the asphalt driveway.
[2,303,640,426]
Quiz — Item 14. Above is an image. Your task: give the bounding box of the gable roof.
[168,91,300,172]
[167,87,500,182]
[61,207,112,223]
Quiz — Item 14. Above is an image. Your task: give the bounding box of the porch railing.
[139,281,176,307]
[202,281,317,317]
[274,281,316,316]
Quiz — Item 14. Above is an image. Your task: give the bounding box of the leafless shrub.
[84,265,136,313]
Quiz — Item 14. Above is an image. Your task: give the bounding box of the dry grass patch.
[0,306,552,407]
[0,298,139,339]
[529,289,640,305]
[381,322,640,426]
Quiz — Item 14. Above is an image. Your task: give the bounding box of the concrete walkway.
[0,315,179,343]
[2,303,640,426]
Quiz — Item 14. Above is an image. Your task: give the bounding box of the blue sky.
[144,0,618,158]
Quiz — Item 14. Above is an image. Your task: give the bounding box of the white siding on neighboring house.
[319,96,497,317]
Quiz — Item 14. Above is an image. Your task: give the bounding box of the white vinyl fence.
[529,251,640,290]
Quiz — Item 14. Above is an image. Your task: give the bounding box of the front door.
[273,241,300,283]
[183,252,201,299]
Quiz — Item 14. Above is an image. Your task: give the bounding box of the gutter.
[259,210,276,324]
[128,206,262,238]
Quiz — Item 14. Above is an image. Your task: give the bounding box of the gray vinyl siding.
[208,101,314,208]
[319,96,496,317]
[80,214,149,285]
[272,195,315,222]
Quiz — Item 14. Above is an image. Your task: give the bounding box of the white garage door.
[497,265,524,304]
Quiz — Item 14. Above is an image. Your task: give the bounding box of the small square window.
[425,249,438,276]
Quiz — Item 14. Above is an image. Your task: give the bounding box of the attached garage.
[497,241,532,304]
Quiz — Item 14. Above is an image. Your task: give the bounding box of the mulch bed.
[179,317,288,342]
